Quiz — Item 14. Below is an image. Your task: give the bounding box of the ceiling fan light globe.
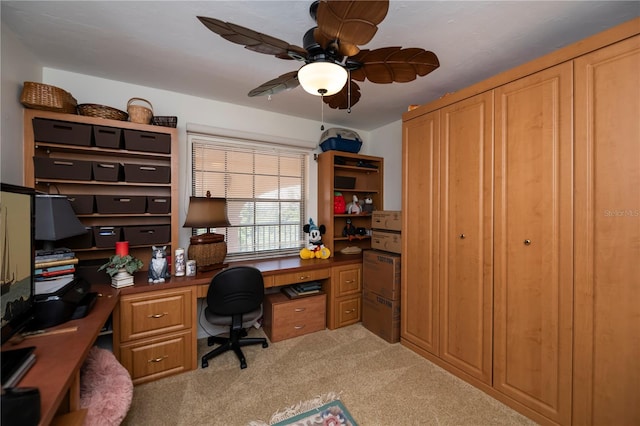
[298,62,347,96]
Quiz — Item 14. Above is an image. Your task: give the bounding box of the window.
[190,135,308,260]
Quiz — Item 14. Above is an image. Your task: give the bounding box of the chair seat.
[204,305,262,327]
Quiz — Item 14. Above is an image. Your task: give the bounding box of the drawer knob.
[148,312,169,319]
[294,308,306,312]
[148,355,168,363]
[344,309,356,314]
[345,280,355,284]
[299,275,310,280]
[294,325,306,330]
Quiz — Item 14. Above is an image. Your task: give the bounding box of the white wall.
[367,120,403,210]
[1,26,42,185]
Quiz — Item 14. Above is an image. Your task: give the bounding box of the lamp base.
[188,233,227,272]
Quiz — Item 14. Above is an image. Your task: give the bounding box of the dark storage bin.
[93,226,121,248]
[146,196,171,214]
[123,225,170,246]
[123,164,170,184]
[123,129,171,154]
[95,195,146,214]
[334,175,356,189]
[92,161,122,182]
[59,227,93,249]
[34,157,92,181]
[33,118,92,146]
[93,126,122,149]
[320,136,362,153]
[66,194,94,215]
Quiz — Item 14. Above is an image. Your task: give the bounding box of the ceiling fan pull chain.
[320,94,325,131]
[347,69,352,113]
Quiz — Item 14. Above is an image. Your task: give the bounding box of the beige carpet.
[122,324,537,425]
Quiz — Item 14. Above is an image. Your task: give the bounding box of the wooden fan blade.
[248,71,300,97]
[198,16,307,60]
[316,1,389,48]
[350,47,440,83]
[313,27,360,57]
[323,80,361,109]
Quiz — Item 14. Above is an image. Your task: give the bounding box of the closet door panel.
[439,92,494,383]
[573,35,640,426]
[401,111,440,355]
[494,62,573,424]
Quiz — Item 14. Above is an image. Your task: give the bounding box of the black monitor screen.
[1,183,35,344]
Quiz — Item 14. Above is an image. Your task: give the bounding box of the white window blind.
[191,137,307,260]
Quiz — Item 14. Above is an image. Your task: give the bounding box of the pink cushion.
[80,346,133,425]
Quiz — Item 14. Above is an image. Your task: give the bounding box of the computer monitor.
[1,183,36,344]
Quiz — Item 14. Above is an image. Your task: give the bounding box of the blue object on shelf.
[319,135,362,153]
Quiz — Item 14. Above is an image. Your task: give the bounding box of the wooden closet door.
[401,111,440,355]
[493,62,573,425]
[573,35,640,426]
[439,92,494,384]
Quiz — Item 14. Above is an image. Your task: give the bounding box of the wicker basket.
[20,81,77,114]
[151,116,178,128]
[77,104,128,121]
[127,98,153,124]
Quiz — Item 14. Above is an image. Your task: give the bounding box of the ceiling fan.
[198,0,439,112]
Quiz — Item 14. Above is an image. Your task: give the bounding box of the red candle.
[115,241,129,257]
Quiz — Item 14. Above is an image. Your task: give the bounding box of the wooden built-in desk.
[112,254,362,384]
[1,284,119,426]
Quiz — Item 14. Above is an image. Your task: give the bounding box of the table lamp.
[183,191,230,272]
[35,194,88,253]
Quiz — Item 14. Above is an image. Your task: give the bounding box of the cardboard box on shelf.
[371,230,401,254]
[363,250,401,300]
[372,210,401,232]
[362,289,400,343]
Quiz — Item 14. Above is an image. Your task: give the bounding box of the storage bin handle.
[53,160,74,166]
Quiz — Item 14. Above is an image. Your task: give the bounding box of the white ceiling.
[2,1,638,131]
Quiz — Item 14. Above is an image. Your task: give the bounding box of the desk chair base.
[201,327,268,369]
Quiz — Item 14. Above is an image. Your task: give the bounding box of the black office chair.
[201,266,269,369]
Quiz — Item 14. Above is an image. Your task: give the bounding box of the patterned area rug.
[249,392,357,426]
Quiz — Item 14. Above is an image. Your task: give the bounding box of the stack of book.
[34,249,78,294]
[282,281,323,299]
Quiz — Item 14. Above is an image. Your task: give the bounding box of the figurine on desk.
[148,246,171,284]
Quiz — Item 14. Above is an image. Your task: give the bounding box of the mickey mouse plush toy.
[300,218,331,259]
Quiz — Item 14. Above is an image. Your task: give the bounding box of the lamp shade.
[298,61,348,96]
[183,196,230,229]
[35,194,87,249]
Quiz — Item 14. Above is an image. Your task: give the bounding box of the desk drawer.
[119,330,192,384]
[272,268,330,287]
[118,288,193,342]
[264,293,326,342]
[335,295,361,328]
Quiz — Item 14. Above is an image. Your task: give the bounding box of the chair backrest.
[206,266,264,316]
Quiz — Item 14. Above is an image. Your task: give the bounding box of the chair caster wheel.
[241,361,247,369]
[202,360,209,369]
[262,342,269,348]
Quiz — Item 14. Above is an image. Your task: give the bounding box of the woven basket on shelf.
[127,98,153,124]
[151,116,178,128]
[77,104,128,121]
[20,81,77,114]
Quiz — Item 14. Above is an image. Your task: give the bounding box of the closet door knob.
[459,234,466,239]
[524,239,532,245]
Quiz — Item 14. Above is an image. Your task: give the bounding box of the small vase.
[111,268,134,288]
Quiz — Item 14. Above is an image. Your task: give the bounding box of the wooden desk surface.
[1,284,119,426]
[119,253,362,296]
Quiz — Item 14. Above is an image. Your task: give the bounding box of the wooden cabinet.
[493,63,573,424]
[401,110,440,355]
[263,292,326,342]
[113,287,196,384]
[402,19,639,426]
[317,151,383,255]
[573,35,640,426]
[326,262,362,329]
[23,109,178,265]
[439,92,494,385]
